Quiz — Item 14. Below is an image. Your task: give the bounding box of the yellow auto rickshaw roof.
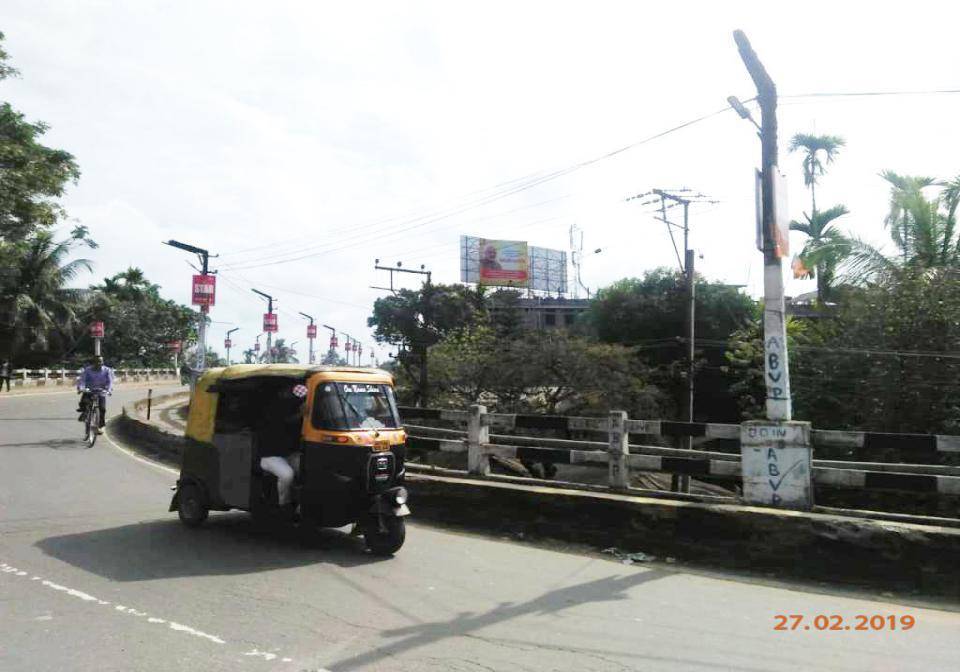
[202,364,393,383]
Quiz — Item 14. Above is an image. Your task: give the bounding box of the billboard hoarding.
[461,236,567,293]
[478,239,529,287]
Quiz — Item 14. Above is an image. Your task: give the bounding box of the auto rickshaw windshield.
[312,382,401,430]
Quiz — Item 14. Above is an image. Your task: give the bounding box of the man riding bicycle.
[77,356,114,434]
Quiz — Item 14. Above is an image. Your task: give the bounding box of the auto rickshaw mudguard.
[369,487,411,517]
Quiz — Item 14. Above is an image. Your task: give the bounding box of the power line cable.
[221,104,736,272]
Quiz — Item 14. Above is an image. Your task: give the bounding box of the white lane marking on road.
[41,579,101,602]
[244,649,278,661]
[1,561,237,651]
[168,621,226,645]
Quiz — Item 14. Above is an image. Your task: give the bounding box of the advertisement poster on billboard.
[478,239,529,287]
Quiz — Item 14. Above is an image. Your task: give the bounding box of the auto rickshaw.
[169,364,410,555]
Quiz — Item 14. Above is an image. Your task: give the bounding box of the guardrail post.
[608,410,630,490]
[741,420,813,509]
[467,404,490,476]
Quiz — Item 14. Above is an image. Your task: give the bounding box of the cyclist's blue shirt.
[77,366,114,394]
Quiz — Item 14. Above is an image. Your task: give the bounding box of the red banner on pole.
[254,342,260,352]
[90,321,105,338]
[192,274,216,306]
[330,335,338,349]
[263,313,278,333]
[224,338,232,349]
[166,341,181,352]
[307,324,317,339]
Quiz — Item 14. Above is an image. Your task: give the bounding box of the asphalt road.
[2,386,959,672]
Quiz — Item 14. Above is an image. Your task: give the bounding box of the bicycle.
[79,388,105,447]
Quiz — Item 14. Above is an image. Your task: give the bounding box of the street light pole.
[299,312,316,364]
[251,289,276,364]
[225,327,239,365]
[164,240,215,371]
[734,30,792,421]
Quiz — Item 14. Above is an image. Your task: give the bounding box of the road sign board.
[263,313,278,333]
[192,274,216,306]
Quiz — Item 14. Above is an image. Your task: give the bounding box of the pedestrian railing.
[399,405,960,509]
[7,368,180,388]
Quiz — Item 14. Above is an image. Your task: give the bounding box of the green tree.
[789,205,850,302]
[321,349,348,366]
[0,32,80,245]
[368,283,484,405]
[0,230,91,363]
[266,338,298,364]
[424,325,663,417]
[588,269,757,421]
[844,171,960,280]
[82,268,197,367]
[789,133,845,217]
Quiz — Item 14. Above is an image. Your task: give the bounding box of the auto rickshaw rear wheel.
[363,515,405,556]
[177,483,209,527]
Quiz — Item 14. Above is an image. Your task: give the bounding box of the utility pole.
[225,327,239,365]
[251,289,276,364]
[373,259,433,405]
[734,30,791,421]
[732,31,811,510]
[627,188,715,493]
[299,312,317,364]
[164,240,216,371]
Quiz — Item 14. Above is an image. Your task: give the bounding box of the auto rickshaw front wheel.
[363,515,405,556]
[177,483,209,528]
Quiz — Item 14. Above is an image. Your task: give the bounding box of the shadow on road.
[324,569,679,672]
[0,438,88,449]
[35,514,385,581]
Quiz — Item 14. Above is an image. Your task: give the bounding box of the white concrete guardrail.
[400,405,960,511]
[7,368,180,388]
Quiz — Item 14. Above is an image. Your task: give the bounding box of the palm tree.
[1,231,92,360]
[263,337,298,364]
[789,133,846,216]
[789,205,849,302]
[842,172,960,281]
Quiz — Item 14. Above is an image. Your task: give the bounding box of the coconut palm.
[1,231,92,359]
[789,205,850,302]
[842,172,960,282]
[789,133,846,216]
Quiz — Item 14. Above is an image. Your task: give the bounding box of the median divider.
[110,393,960,598]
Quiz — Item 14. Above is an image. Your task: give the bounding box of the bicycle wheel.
[85,406,98,447]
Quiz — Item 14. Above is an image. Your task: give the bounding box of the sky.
[4,1,960,364]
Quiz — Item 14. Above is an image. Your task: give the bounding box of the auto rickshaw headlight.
[393,487,408,506]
